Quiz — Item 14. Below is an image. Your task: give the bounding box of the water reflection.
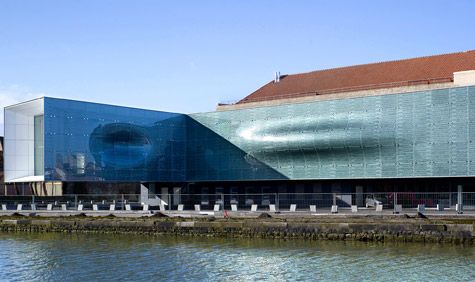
[0,233,474,281]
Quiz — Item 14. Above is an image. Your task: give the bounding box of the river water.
[0,232,474,281]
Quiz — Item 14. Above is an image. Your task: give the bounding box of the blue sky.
[1,0,475,129]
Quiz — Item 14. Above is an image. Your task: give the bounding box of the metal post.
[333,193,336,206]
[275,193,279,211]
[74,195,78,209]
[221,193,224,209]
[121,194,125,210]
[32,195,35,205]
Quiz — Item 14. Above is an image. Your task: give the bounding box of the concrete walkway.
[1,208,475,218]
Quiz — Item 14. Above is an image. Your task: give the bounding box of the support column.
[355,185,363,207]
[394,192,397,210]
[161,187,169,206]
[457,185,463,213]
[173,187,182,207]
[140,183,149,204]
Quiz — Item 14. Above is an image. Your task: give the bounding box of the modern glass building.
[4,50,475,196]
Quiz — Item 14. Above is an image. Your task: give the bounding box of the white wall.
[4,98,44,182]
[454,70,475,86]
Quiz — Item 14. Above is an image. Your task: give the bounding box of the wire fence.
[1,192,475,212]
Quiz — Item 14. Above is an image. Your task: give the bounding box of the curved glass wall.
[189,86,475,181]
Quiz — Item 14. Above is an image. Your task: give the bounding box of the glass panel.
[34,114,44,175]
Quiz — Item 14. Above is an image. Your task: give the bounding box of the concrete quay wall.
[0,216,473,244]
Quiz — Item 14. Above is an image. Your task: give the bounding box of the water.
[0,233,474,281]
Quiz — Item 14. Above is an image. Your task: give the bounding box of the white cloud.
[0,85,45,136]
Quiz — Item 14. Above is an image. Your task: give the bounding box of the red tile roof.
[237,50,475,104]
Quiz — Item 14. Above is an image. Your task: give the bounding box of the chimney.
[274,71,280,83]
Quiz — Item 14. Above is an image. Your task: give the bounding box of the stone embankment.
[1,213,474,244]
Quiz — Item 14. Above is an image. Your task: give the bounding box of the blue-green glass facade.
[189,86,475,181]
[41,86,475,182]
[43,97,187,182]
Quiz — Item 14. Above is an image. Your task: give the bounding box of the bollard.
[375,204,383,212]
[331,205,338,213]
[269,204,276,212]
[351,205,358,213]
[393,205,402,214]
[231,204,238,212]
[310,205,317,213]
[177,204,184,211]
[417,204,425,213]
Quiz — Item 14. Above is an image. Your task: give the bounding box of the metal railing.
[1,192,475,212]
